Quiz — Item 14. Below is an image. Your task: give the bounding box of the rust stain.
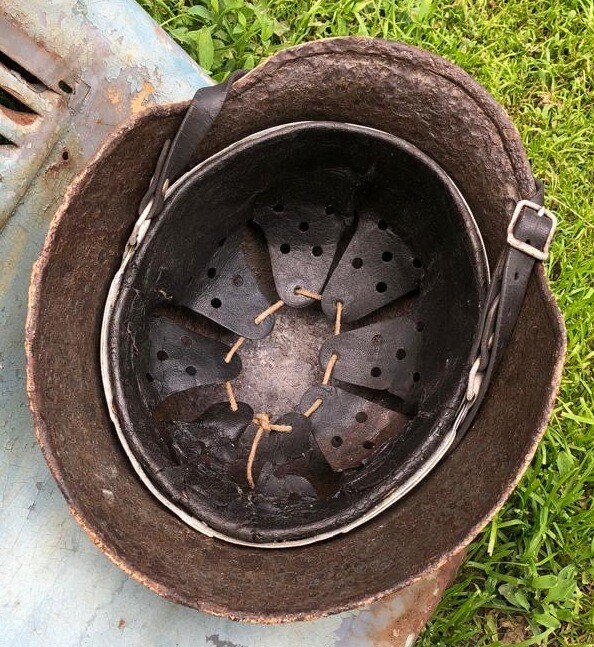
[364,552,465,646]
[43,156,69,180]
[107,87,121,105]
[0,104,38,127]
[118,618,126,629]
[131,82,156,114]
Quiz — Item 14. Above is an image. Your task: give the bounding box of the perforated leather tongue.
[178,229,275,339]
[322,211,422,322]
[253,172,354,308]
[319,317,423,405]
[300,385,410,472]
[146,315,241,401]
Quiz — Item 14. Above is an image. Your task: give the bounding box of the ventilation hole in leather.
[218,237,226,247]
[298,221,309,232]
[396,348,406,360]
[363,440,374,450]
[382,251,393,262]
[412,258,423,268]
[370,367,382,378]
[180,335,192,346]
[416,321,424,332]
[514,272,519,280]
[185,366,197,376]
[146,373,154,382]
[376,281,387,293]
[233,274,244,287]
[156,350,168,361]
[280,243,291,254]
[355,412,368,423]
[413,372,421,382]
[207,267,216,278]
[331,435,343,448]
[273,203,284,212]
[325,205,335,215]
[211,298,222,309]
[312,246,323,257]
[377,219,388,230]
[352,257,363,269]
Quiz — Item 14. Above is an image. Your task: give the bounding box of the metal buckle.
[507,199,557,261]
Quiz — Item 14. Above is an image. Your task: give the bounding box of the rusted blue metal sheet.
[0,2,459,644]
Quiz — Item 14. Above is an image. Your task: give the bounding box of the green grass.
[138,1,594,643]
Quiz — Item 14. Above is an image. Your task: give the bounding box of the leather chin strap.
[452,184,556,449]
[135,73,557,455]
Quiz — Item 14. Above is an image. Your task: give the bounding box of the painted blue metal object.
[0,2,459,644]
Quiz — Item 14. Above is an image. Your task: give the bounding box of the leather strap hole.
[207,267,216,279]
[396,348,406,360]
[233,274,244,287]
[185,366,197,376]
[363,440,374,450]
[211,298,222,309]
[382,251,393,262]
[412,257,423,268]
[370,366,382,378]
[325,205,335,215]
[413,372,421,382]
[514,272,519,280]
[331,435,343,448]
[280,243,291,254]
[355,411,368,423]
[312,246,323,257]
[376,281,387,293]
[352,257,363,269]
[298,221,309,232]
[156,350,168,361]
[377,219,388,230]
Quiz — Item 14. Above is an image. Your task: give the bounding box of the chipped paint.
[131,81,156,114]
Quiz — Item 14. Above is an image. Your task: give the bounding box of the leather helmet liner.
[105,122,488,544]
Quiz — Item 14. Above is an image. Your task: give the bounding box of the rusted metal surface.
[334,552,464,647]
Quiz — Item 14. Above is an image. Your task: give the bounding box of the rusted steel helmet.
[26,38,565,619]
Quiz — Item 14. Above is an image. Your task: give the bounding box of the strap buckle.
[507,199,557,261]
